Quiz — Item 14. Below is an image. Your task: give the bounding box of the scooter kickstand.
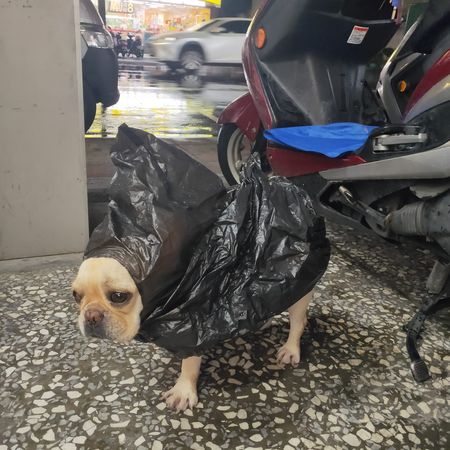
[405,310,430,382]
[405,295,450,382]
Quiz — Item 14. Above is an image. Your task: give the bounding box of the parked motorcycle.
[126,33,144,58]
[217,0,450,382]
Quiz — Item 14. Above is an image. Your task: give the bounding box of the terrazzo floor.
[1,223,449,449]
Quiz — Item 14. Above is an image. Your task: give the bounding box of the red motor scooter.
[217,0,450,382]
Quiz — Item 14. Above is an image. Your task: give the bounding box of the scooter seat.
[264,122,379,158]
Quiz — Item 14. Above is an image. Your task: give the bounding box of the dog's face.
[72,258,143,343]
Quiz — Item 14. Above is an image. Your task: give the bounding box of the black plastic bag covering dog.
[85,125,330,357]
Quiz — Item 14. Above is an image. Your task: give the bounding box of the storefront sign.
[108,1,134,14]
[205,0,221,5]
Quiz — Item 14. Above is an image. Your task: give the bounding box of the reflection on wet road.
[86,63,247,139]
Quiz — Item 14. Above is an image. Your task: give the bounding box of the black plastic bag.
[85,125,330,357]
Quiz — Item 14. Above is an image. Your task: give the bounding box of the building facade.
[95,0,221,33]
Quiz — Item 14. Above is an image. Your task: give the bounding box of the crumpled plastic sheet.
[85,124,330,357]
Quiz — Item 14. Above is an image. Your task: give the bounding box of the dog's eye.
[72,291,82,303]
[109,292,130,304]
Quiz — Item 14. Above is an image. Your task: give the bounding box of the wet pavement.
[1,65,449,449]
[85,63,243,231]
[1,220,449,449]
[86,61,246,139]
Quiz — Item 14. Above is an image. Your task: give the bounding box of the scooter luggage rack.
[368,125,427,155]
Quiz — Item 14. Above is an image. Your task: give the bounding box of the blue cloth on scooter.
[264,122,379,158]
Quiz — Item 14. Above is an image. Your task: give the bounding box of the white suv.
[147,18,251,71]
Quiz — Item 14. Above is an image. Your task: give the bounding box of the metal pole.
[98,0,106,24]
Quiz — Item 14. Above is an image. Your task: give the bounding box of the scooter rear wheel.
[217,124,254,185]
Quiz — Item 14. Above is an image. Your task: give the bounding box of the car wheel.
[180,49,203,72]
[165,62,179,73]
[217,124,254,185]
[83,83,96,132]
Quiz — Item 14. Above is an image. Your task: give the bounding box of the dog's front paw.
[276,343,301,367]
[162,380,198,412]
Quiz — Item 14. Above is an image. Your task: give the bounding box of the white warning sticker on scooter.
[347,26,369,45]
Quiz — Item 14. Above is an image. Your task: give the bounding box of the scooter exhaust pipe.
[385,190,450,254]
[385,202,427,236]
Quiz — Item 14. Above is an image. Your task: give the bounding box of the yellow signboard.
[205,0,222,6]
[109,1,134,14]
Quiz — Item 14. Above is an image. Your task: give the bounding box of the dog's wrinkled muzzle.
[83,308,107,339]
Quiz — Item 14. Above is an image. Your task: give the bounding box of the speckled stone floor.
[1,224,449,450]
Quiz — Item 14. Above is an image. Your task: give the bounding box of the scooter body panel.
[267,147,365,178]
[217,92,261,141]
[405,50,450,119]
[247,0,398,128]
[321,142,450,181]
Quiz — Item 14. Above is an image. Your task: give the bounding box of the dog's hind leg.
[276,290,312,367]
[259,317,273,330]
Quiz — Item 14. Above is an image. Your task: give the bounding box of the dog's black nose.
[85,309,104,325]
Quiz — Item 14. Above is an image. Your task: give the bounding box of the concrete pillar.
[0,0,88,260]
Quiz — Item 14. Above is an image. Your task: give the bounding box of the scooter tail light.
[255,28,266,49]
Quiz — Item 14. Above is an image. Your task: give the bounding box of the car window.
[219,20,250,34]
[187,19,221,32]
